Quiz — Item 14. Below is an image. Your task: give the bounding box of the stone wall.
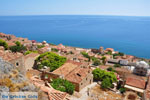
[9,56,26,75]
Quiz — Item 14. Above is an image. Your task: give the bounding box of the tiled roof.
[52,60,82,77]
[125,76,146,89]
[65,67,90,84]
[0,50,23,61]
[145,76,150,99]
[30,76,68,100]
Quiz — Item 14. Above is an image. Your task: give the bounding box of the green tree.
[101,78,112,89]
[36,52,66,71]
[114,64,121,68]
[0,39,8,50]
[81,52,90,61]
[50,78,75,95]
[107,67,113,71]
[119,88,126,94]
[10,41,26,53]
[101,56,107,65]
[93,60,101,66]
[92,68,117,89]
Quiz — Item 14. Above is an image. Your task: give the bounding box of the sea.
[0,15,150,58]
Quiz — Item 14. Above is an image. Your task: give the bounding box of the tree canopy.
[36,52,66,71]
[50,78,75,95]
[9,41,26,53]
[0,39,8,50]
[92,68,117,89]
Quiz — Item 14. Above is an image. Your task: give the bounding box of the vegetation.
[24,50,38,55]
[119,88,126,94]
[106,51,112,55]
[113,52,124,58]
[36,52,66,71]
[0,39,8,50]
[114,64,121,68]
[101,78,113,89]
[93,60,101,66]
[92,68,117,89]
[81,52,90,61]
[101,56,107,65]
[37,45,45,49]
[50,78,75,95]
[107,67,115,72]
[51,48,59,52]
[10,41,26,52]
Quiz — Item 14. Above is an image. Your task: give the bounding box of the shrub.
[119,88,126,94]
[107,67,113,71]
[114,64,121,68]
[51,48,59,52]
[81,52,90,61]
[92,68,117,89]
[93,60,101,66]
[37,45,45,49]
[101,56,107,65]
[24,50,38,55]
[36,52,66,71]
[0,39,8,50]
[50,78,75,95]
[101,78,112,89]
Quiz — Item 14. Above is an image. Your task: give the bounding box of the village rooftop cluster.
[0,32,150,100]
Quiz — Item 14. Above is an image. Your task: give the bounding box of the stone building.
[0,48,25,74]
[133,61,150,76]
[52,60,93,92]
[24,53,39,71]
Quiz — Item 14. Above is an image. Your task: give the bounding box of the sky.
[0,0,150,16]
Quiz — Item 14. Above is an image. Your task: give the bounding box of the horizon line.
[0,14,150,17]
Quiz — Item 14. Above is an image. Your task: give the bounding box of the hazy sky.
[0,0,150,16]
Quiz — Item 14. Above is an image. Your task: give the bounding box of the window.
[16,62,19,67]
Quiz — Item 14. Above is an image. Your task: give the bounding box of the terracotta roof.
[0,50,23,61]
[38,46,51,53]
[99,65,109,70]
[65,67,90,84]
[30,76,68,100]
[125,76,146,89]
[105,48,114,52]
[145,76,150,99]
[52,60,82,76]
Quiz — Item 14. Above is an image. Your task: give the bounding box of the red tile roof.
[126,76,146,89]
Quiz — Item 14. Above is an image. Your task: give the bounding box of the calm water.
[0,15,150,58]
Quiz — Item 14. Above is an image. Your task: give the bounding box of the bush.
[81,52,90,61]
[114,64,121,68]
[119,88,126,94]
[107,67,113,71]
[36,52,66,71]
[92,68,117,89]
[0,39,8,50]
[10,44,26,53]
[113,52,124,58]
[50,78,75,95]
[101,56,107,65]
[24,50,38,55]
[101,78,113,89]
[37,45,45,49]
[93,60,101,66]
[51,48,59,52]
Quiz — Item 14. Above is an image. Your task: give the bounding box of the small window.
[86,78,88,80]
[16,62,19,67]
[77,73,81,77]
[81,83,83,85]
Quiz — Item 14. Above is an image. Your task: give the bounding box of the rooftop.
[0,50,23,61]
[125,75,146,89]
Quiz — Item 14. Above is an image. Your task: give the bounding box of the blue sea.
[0,15,150,58]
